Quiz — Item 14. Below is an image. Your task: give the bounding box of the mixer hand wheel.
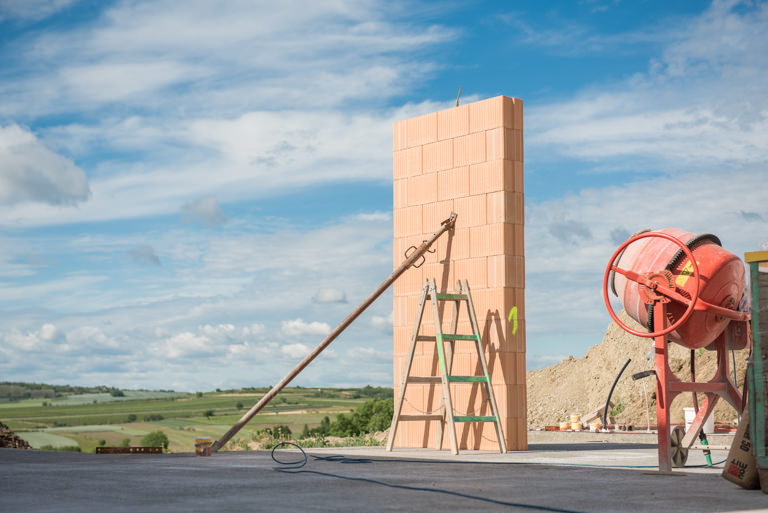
[602,232,701,338]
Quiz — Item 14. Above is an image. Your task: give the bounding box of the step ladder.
[386,279,506,454]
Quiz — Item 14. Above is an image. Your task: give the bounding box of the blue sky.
[0,0,766,391]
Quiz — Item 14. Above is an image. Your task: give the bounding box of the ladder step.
[448,375,490,383]
[399,415,444,421]
[407,376,442,384]
[441,334,478,341]
[453,416,499,422]
[434,293,469,301]
[415,335,437,342]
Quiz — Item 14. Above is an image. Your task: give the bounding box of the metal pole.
[211,213,457,452]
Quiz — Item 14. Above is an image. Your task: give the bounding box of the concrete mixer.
[602,229,751,473]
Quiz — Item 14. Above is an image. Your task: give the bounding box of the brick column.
[392,96,526,451]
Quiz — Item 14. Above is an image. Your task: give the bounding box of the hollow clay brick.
[437,104,470,141]
[393,120,407,152]
[454,195,486,227]
[469,225,490,258]
[469,96,516,133]
[423,199,454,231]
[406,112,437,148]
[512,161,524,193]
[408,172,437,206]
[455,257,487,289]
[487,254,525,288]
[438,227,469,261]
[422,139,453,173]
[393,150,407,180]
[405,146,423,177]
[437,166,470,201]
[487,191,524,224]
[394,179,408,209]
[453,132,486,167]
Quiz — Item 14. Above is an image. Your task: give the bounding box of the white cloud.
[160,331,215,359]
[182,196,226,227]
[527,1,768,168]
[0,0,76,22]
[281,318,332,337]
[312,288,347,304]
[371,312,393,333]
[281,343,310,359]
[0,124,90,206]
[356,211,391,222]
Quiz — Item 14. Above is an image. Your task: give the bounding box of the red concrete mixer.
[602,229,751,473]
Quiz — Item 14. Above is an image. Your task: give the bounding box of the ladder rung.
[435,293,468,301]
[407,376,442,384]
[448,375,490,383]
[453,416,498,422]
[415,335,437,342]
[441,334,478,341]
[398,415,444,421]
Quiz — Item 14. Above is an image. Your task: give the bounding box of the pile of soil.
[526,310,749,429]
[0,421,32,449]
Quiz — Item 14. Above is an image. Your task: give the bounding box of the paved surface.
[2,441,766,513]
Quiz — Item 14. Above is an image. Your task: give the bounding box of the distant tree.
[236,402,244,410]
[127,414,137,422]
[141,431,169,449]
[120,438,131,447]
[98,439,106,446]
[109,388,125,397]
[204,410,214,419]
[196,392,203,398]
[143,414,164,421]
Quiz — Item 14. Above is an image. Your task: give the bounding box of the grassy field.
[3,385,391,453]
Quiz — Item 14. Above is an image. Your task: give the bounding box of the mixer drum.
[613,228,745,349]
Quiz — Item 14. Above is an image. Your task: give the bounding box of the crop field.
[3,385,392,453]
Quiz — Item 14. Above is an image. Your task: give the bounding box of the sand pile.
[526,310,749,429]
[0,421,32,449]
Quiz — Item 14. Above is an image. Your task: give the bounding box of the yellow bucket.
[559,421,569,431]
[195,436,212,456]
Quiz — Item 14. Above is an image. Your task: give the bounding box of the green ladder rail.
[386,279,506,455]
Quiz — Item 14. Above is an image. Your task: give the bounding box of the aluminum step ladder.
[386,279,506,454]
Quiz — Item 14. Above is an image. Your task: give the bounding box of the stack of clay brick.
[392,96,527,451]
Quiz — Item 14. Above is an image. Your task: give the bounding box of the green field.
[2,384,392,453]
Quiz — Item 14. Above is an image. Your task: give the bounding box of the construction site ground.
[3,433,766,513]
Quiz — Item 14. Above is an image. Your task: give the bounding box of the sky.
[0,0,766,392]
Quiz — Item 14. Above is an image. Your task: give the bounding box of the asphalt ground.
[2,440,766,513]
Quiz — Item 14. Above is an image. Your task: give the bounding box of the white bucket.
[683,407,714,434]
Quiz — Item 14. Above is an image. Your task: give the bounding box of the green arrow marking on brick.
[508,306,518,335]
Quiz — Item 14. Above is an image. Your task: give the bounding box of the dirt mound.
[0,421,32,449]
[526,310,749,429]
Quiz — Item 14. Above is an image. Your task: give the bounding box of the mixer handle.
[602,231,701,338]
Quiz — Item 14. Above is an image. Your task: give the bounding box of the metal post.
[211,213,457,452]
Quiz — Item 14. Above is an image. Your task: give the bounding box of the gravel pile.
[526,310,749,429]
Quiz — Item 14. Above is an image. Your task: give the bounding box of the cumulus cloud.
[281,318,332,337]
[0,124,90,206]
[129,245,161,266]
[371,312,393,333]
[161,332,216,359]
[281,343,310,359]
[312,288,347,304]
[182,196,226,227]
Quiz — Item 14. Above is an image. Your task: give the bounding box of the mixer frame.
[603,231,750,473]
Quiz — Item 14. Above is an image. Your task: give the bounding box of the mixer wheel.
[670,426,689,467]
[602,231,701,339]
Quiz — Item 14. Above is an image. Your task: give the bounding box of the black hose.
[604,358,632,429]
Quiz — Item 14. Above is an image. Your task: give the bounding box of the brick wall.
[392,96,526,451]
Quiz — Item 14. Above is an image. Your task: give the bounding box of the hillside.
[526,310,749,428]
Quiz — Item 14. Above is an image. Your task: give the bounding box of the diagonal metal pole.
[212,212,457,452]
